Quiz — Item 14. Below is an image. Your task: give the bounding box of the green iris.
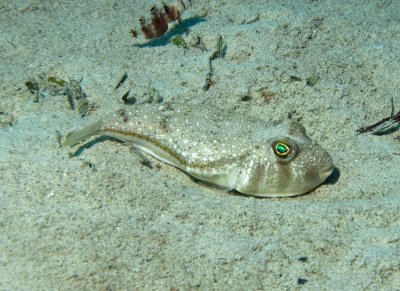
[275,143,289,156]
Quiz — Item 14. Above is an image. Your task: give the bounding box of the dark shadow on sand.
[69,136,123,157]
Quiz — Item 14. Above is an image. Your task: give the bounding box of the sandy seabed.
[1,0,400,289]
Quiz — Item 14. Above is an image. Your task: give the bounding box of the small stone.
[297,278,308,285]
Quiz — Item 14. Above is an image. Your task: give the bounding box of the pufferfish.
[63,104,334,197]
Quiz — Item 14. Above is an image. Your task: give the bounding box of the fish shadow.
[325,167,340,185]
[69,136,122,157]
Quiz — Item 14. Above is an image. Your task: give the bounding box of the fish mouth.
[320,164,334,179]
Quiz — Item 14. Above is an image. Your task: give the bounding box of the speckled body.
[64,104,334,197]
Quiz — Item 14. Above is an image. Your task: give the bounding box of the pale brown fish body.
[64,104,334,197]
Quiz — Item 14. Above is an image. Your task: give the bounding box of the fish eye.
[271,139,297,161]
[275,143,290,157]
[164,4,170,13]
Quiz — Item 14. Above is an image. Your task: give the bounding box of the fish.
[130,0,192,39]
[63,104,334,197]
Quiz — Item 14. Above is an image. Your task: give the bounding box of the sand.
[1,0,400,289]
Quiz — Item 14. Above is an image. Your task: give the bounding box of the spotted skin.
[64,104,334,197]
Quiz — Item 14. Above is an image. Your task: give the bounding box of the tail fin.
[63,120,103,147]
